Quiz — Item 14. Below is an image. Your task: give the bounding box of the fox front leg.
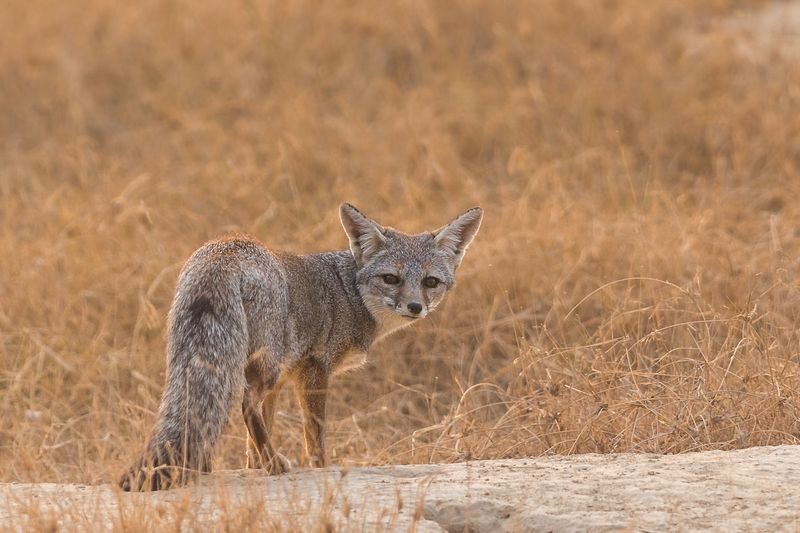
[295,361,329,468]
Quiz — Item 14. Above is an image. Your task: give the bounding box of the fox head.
[340,202,483,327]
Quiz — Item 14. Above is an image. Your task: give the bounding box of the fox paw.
[267,453,291,475]
[247,452,291,475]
[309,454,328,469]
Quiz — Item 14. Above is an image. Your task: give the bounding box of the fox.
[119,202,483,491]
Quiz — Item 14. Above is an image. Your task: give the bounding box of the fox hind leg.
[242,349,290,475]
[244,385,290,474]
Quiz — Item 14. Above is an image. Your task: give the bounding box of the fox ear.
[340,203,387,266]
[433,207,483,268]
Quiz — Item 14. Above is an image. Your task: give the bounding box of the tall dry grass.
[2,0,800,487]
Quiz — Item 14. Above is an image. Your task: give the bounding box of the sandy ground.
[2,445,800,531]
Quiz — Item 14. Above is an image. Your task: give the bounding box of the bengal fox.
[119,203,483,491]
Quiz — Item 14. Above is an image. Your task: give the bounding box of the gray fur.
[119,203,482,491]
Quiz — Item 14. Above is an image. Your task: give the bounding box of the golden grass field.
[2,0,800,500]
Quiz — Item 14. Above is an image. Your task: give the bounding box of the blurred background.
[2,0,800,484]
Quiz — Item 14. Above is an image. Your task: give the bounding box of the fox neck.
[323,250,382,352]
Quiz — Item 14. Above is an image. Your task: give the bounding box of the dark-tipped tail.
[119,439,203,492]
[119,358,243,491]
[119,276,249,491]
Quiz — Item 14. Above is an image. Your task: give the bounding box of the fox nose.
[407,302,423,315]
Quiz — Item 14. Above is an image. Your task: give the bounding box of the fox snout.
[406,302,423,315]
[397,300,426,319]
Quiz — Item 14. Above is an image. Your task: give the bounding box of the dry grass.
[2,0,800,495]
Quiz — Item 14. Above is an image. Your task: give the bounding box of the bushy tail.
[120,281,249,491]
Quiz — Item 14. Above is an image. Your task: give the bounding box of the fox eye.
[382,274,400,285]
[423,276,440,288]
